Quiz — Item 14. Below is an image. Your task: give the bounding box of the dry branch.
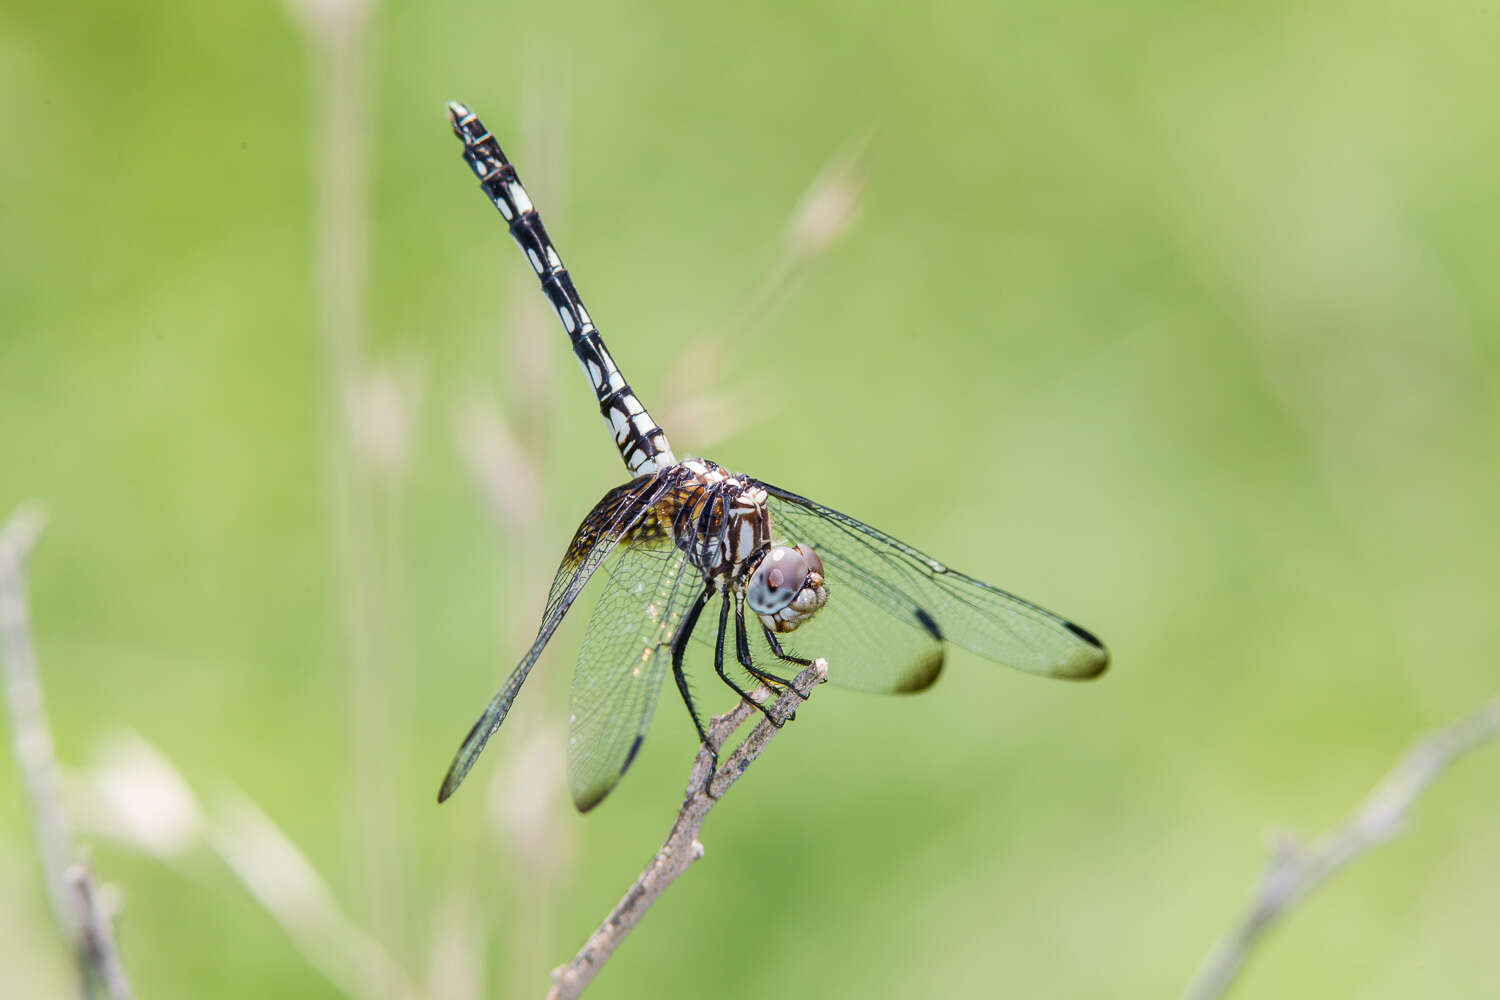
[546,659,828,1000]
[1181,694,1500,1000]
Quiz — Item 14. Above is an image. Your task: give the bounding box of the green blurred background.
[3,0,1498,997]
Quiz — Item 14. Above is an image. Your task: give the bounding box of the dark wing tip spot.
[912,607,944,640]
[621,734,645,773]
[893,647,946,693]
[1064,620,1105,650]
[1061,621,1110,680]
[575,734,647,814]
[1075,649,1111,680]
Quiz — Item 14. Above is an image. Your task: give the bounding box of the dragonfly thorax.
[673,459,772,583]
[672,459,827,633]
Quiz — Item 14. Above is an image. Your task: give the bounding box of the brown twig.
[1181,694,1500,1000]
[546,659,828,1000]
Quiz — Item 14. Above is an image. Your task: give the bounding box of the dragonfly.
[439,102,1109,811]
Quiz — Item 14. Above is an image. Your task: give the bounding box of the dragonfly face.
[746,543,827,632]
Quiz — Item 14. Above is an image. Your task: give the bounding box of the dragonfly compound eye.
[746,545,811,615]
[794,543,822,579]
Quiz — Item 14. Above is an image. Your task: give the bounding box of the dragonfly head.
[746,543,827,632]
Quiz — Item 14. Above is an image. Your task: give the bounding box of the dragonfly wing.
[759,483,1108,689]
[437,471,676,803]
[566,535,701,812]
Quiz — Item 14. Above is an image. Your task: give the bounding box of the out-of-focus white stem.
[1181,694,1500,1000]
[0,504,72,933]
[68,863,136,1000]
[2,506,137,999]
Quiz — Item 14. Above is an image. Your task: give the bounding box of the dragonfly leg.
[713,592,781,729]
[732,604,809,723]
[733,605,796,692]
[672,588,717,793]
[759,621,817,701]
[761,623,814,668]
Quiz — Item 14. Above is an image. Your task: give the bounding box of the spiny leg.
[734,599,810,724]
[713,592,781,729]
[671,589,716,792]
[761,622,814,668]
[734,603,797,692]
[758,619,817,700]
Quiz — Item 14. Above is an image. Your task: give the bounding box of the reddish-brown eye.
[795,543,822,578]
[747,546,810,615]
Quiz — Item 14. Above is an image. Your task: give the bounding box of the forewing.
[566,532,702,812]
[437,471,675,803]
[760,482,1108,686]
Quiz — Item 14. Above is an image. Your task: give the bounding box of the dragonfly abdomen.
[448,102,677,477]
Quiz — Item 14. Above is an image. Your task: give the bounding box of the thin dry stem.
[0,504,72,931]
[293,0,416,987]
[657,136,869,450]
[207,791,423,1000]
[74,731,423,1000]
[68,863,135,1000]
[1181,693,1500,1000]
[546,660,827,1000]
[2,506,137,999]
